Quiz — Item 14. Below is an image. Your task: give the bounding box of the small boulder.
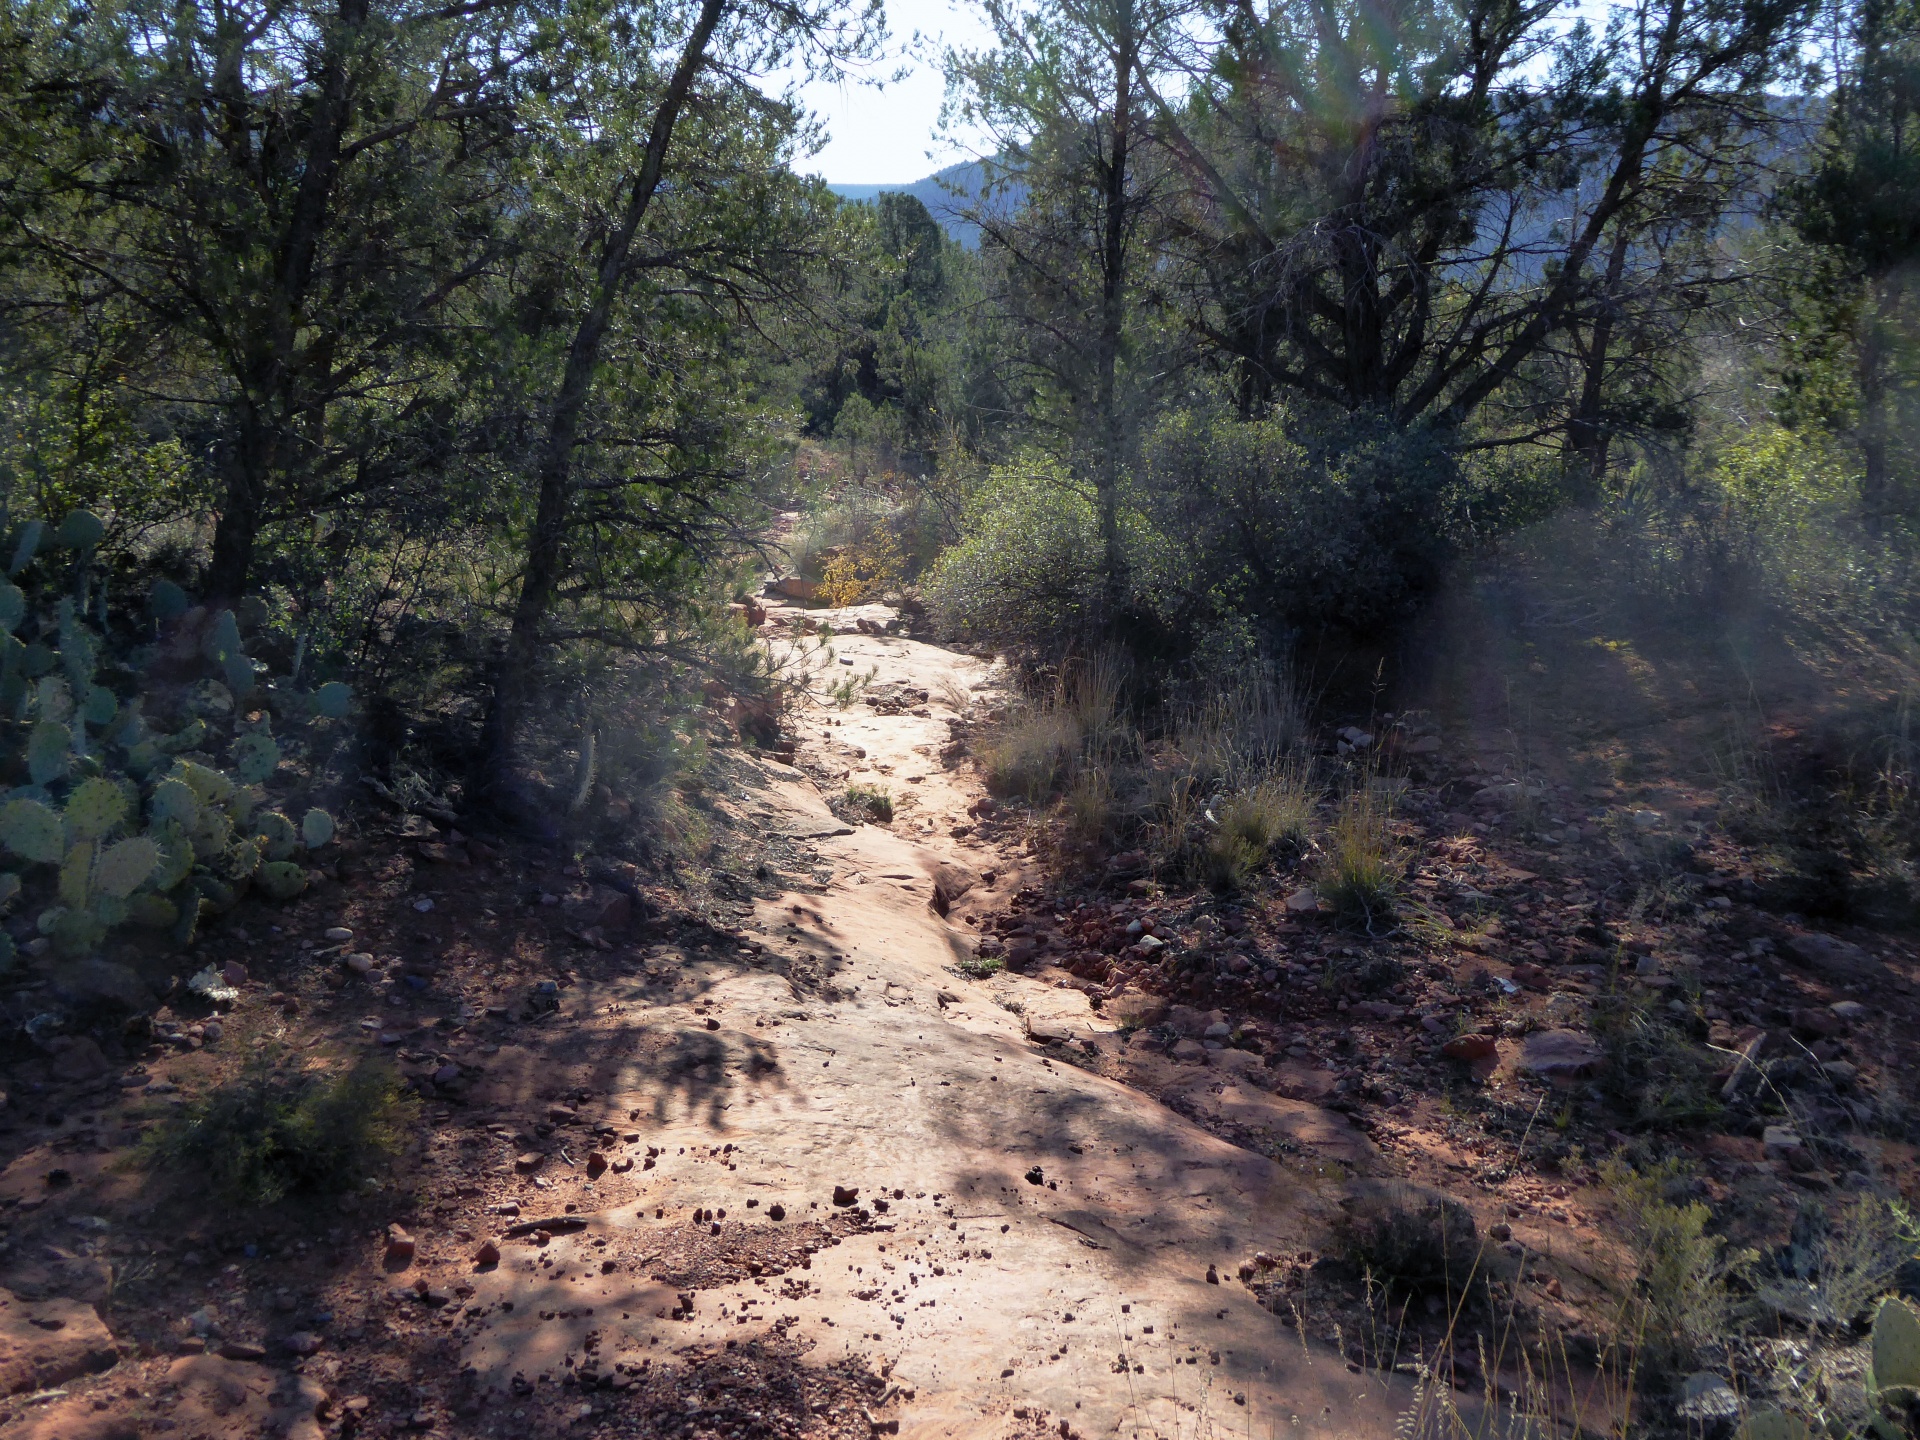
[1441,1034,1499,1062]
[383,1226,416,1267]
[1786,932,1876,978]
[47,1037,110,1084]
[1514,1029,1603,1082]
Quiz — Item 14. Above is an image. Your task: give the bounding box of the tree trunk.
[1093,0,1136,620]
[204,0,368,601]
[1564,224,1633,505]
[482,0,729,780]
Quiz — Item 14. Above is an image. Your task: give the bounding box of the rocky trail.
[5,570,1914,1440]
[0,599,1440,1440]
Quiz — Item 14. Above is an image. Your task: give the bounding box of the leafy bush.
[818,528,904,607]
[145,1059,416,1207]
[1141,408,1477,637]
[922,454,1115,655]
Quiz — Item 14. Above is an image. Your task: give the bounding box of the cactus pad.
[148,777,199,828]
[26,719,69,785]
[58,606,96,689]
[202,609,242,662]
[231,733,280,785]
[149,821,193,891]
[8,520,42,575]
[83,685,116,727]
[257,861,308,900]
[54,510,104,550]
[315,681,352,718]
[35,676,72,723]
[221,836,262,880]
[1874,1295,1920,1396]
[0,871,19,911]
[0,797,63,863]
[175,760,235,810]
[257,811,298,861]
[148,578,189,623]
[50,907,105,957]
[1734,1411,1810,1440]
[0,584,23,632]
[155,717,206,754]
[188,804,233,861]
[65,777,127,839]
[223,650,256,698]
[94,837,160,899]
[301,809,336,848]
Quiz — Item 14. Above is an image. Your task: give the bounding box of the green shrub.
[1599,1157,1743,1372]
[1141,408,1477,636]
[145,1059,416,1207]
[923,454,1126,655]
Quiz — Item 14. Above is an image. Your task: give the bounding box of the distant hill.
[827,160,1005,246]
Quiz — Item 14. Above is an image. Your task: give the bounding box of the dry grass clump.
[1335,1182,1480,1301]
[1319,789,1399,928]
[1198,770,1316,889]
[842,782,893,823]
[979,653,1130,802]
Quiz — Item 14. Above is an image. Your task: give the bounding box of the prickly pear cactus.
[1734,1411,1811,1440]
[8,520,42,575]
[27,720,69,785]
[0,798,64,864]
[94,837,159,899]
[126,892,176,929]
[231,732,279,785]
[57,841,92,909]
[148,777,199,828]
[1872,1295,1920,1399]
[147,578,188,623]
[257,811,298,861]
[65,777,127,840]
[53,510,103,550]
[302,809,335,849]
[314,681,352,719]
[257,861,307,900]
[175,760,234,810]
[0,518,351,959]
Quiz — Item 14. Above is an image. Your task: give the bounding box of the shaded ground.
[0,597,1453,1440]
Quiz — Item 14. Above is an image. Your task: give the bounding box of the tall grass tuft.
[1321,788,1399,928]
